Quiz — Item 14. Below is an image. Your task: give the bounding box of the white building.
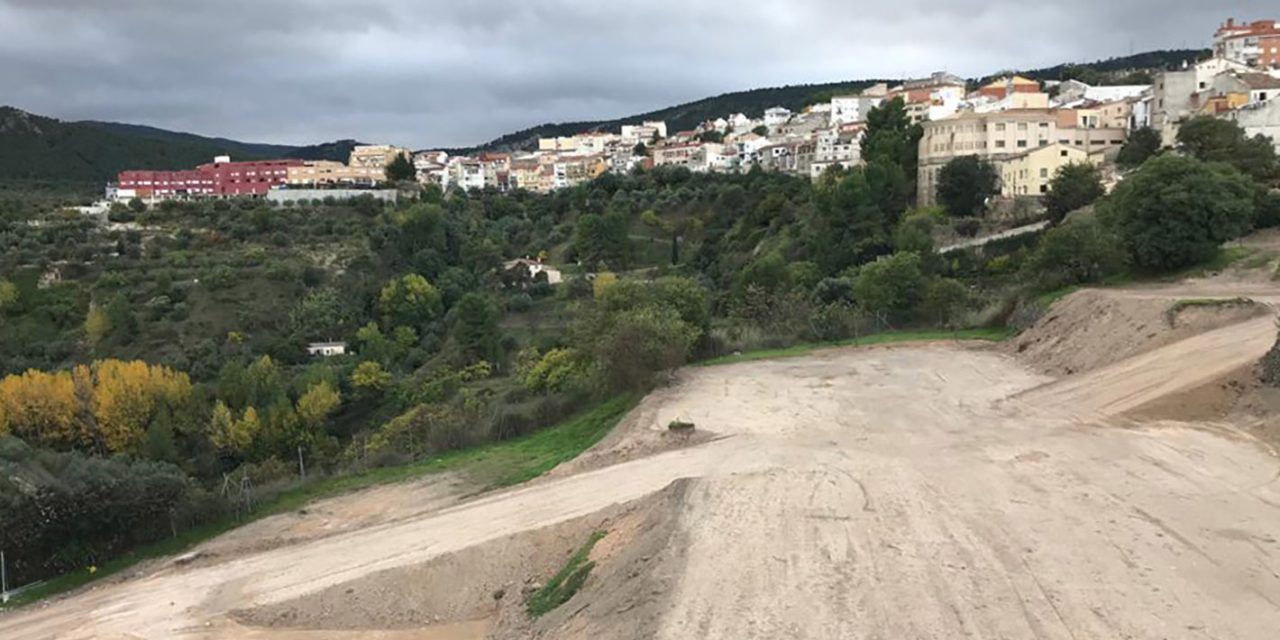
[830,94,884,125]
[764,107,793,130]
[503,258,563,285]
[306,342,348,357]
[621,120,667,144]
[1227,99,1280,153]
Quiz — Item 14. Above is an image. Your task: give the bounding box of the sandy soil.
[5,284,1280,638]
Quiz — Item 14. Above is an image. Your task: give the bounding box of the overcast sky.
[0,1,1271,148]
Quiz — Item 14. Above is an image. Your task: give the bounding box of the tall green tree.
[936,156,999,217]
[573,211,630,270]
[378,274,443,331]
[1044,163,1105,224]
[385,153,416,182]
[808,169,891,274]
[1176,116,1278,182]
[1116,127,1161,169]
[448,293,502,366]
[1100,154,1254,271]
[862,97,924,207]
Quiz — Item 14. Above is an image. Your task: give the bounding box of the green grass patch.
[1163,246,1253,281]
[526,531,606,617]
[699,327,1015,367]
[0,395,638,610]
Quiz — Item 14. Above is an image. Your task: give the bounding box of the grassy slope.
[0,394,638,609]
[1033,245,1261,307]
[698,327,1015,367]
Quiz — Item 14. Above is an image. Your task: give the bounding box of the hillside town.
[109,17,1280,208]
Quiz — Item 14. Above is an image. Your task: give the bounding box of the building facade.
[917,109,1126,206]
[114,156,305,200]
[1215,18,1280,68]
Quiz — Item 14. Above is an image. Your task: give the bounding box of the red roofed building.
[1215,18,1280,68]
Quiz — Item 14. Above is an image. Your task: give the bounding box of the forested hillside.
[0,107,358,186]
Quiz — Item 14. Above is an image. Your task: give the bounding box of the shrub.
[1023,218,1126,290]
[0,437,225,585]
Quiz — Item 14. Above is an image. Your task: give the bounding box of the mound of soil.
[1011,289,1266,376]
[232,499,643,633]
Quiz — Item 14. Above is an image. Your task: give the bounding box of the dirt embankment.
[10,271,1280,639]
[1010,289,1267,376]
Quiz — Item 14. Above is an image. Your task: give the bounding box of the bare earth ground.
[4,277,1280,638]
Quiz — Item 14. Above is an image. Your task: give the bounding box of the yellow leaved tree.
[0,359,192,453]
[84,305,112,346]
[91,360,193,452]
[0,369,80,445]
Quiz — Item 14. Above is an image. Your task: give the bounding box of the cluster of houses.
[110,17,1279,207]
[418,17,1280,204]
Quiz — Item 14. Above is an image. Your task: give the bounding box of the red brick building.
[115,157,304,200]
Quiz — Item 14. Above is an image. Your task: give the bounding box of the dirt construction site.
[6,264,1280,638]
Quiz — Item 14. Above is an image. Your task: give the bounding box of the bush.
[1024,218,1126,290]
[0,437,226,585]
[854,252,926,317]
[592,307,699,391]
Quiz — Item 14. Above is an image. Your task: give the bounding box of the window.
[995,140,1006,148]
[1039,122,1049,128]
[1040,184,1049,194]
[1040,168,1048,178]
[1017,123,1028,131]
[1017,140,1028,148]
[1060,150,1069,157]
[1261,92,1269,101]
[995,123,1006,131]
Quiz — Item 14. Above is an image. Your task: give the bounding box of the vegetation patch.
[699,328,1014,367]
[1164,297,1256,327]
[526,531,606,618]
[667,420,696,432]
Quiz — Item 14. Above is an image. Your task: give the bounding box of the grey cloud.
[0,0,1274,148]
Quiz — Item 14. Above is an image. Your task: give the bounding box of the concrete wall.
[266,189,398,204]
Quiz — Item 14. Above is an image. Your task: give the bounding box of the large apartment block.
[917,109,1126,206]
[113,157,305,200]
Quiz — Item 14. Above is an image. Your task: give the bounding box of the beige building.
[996,143,1092,197]
[917,109,1127,206]
[286,160,385,186]
[348,145,412,169]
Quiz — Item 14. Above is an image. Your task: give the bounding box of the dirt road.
[4,297,1280,638]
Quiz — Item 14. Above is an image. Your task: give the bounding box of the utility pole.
[2,549,9,604]
[297,445,306,480]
